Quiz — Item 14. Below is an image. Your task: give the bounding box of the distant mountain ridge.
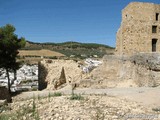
[25,41,114,49]
[23,41,115,58]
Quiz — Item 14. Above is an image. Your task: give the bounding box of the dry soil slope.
[19,49,65,57]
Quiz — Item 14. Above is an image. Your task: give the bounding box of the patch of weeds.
[32,97,36,114]
[70,84,84,100]
[0,96,40,120]
[0,106,32,120]
[48,92,51,102]
[14,106,32,119]
[48,92,62,101]
[0,114,13,120]
[30,97,40,120]
[0,105,11,113]
[37,94,41,100]
[70,94,84,100]
[34,109,40,120]
[53,92,62,97]
[152,107,160,112]
[13,96,40,120]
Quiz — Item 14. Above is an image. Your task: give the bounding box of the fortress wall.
[116,2,160,55]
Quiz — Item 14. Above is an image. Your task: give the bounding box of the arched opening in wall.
[152,39,157,52]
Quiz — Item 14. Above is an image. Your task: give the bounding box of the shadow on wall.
[54,67,67,89]
[38,62,48,90]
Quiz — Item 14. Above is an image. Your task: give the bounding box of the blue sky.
[0,0,160,47]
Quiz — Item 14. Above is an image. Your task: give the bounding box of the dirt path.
[58,86,160,108]
[13,86,160,108]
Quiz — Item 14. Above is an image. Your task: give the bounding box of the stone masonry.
[102,54,160,87]
[116,2,160,55]
[100,2,160,87]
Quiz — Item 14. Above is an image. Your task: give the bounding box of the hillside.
[22,41,115,58]
[19,49,65,57]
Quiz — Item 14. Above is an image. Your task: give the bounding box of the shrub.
[70,94,84,100]
[53,92,62,97]
[152,107,160,112]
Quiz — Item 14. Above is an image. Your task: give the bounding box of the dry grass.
[19,49,65,57]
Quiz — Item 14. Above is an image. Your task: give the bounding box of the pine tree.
[0,24,26,94]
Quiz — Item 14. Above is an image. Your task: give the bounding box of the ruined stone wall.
[98,55,133,81]
[116,2,160,55]
[38,59,83,90]
[89,55,136,88]
[101,54,160,87]
[130,53,160,87]
[96,55,124,80]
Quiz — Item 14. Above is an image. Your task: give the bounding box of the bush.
[70,94,84,100]
[152,107,160,112]
[53,92,62,97]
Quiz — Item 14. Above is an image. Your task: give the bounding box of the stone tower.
[116,2,160,55]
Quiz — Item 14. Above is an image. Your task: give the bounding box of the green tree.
[0,24,26,94]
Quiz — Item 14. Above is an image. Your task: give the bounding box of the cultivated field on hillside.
[23,41,115,58]
[19,49,65,57]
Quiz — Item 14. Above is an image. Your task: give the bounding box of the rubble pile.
[9,95,157,120]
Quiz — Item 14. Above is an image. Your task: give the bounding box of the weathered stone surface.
[131,53,160,71]
[110,2,160,87]
[54,67,67,89]
[38,60,83,90]
[91,55,133,85]
[130,53,160,87]
[116,2,160,55]
[100,54,160,87]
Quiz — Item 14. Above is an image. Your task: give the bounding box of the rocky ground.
[0,86,160,120]
[1,94,159,120]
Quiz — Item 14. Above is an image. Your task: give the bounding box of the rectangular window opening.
[152,39,157,52]
[156,13,159,21]
[152,26,157,33]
